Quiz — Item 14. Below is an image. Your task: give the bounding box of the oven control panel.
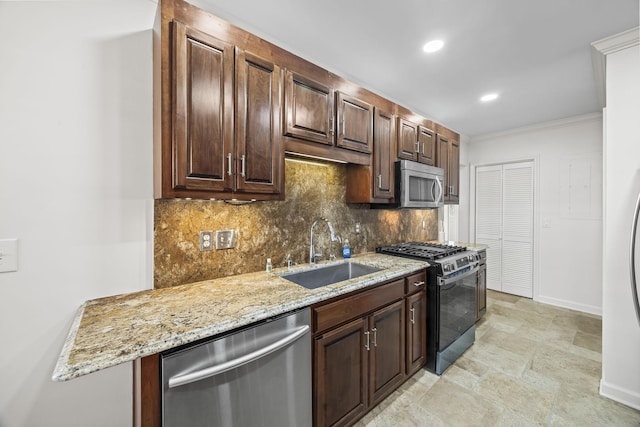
[437,252,479,277]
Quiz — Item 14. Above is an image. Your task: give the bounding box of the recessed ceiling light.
[480,93,499,102]
[422,40,444,53]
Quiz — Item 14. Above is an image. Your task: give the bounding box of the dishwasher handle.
[168,324,310,388]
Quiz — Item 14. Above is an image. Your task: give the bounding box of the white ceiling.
[191,0,639,137]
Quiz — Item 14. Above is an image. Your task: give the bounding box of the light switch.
[215,230,236,249]
[0,239,18,273]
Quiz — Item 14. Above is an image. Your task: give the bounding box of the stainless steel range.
[377,242,480,375]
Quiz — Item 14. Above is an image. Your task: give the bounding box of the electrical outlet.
[199,231,213,251]
[355,223,361,234]
[215,230,236,249]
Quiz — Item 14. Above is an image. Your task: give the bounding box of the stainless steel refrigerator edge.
[161,309,312,427]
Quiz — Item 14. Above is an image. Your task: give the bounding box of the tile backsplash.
[154,158,438,288]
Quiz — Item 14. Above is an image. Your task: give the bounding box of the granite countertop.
[52,253,429,381]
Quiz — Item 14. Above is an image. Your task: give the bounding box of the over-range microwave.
[395,160,444,209]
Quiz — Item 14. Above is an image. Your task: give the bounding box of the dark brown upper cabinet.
[163,20,283,200]
[417,126,436,165]
[436,126,460,204]
[235,48,283,195]
[336,92,374,154]
[397,118,418,161]
[346,107,395,204]
[172,21,235,194]
[372,108,396,200]
[397,118,435,165]
[284,71,335,145]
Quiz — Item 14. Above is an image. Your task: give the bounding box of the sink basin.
[280,262,382,289]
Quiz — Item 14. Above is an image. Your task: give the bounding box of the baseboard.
[534,295,602,316]
[600,379,640,410]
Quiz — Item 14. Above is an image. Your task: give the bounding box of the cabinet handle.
[421,142,425,155]
[329,116,335,137]
[410,307,415,324]
[342,118,345,137]
[371,327,377,347]
[377,174,382,189]
[413,281,425,287]
[227,153,233,176]
[415,141,420,153]
[240,155,246,177]
[364,330,370,351]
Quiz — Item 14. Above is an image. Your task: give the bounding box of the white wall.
[601,40,640,410]
[0,2,155,426]
[467,114,603,314]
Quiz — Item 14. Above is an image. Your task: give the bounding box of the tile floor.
[357,290,640,426]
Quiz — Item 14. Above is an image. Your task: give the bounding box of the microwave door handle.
[631,187,640,327]
[435,176,444,203]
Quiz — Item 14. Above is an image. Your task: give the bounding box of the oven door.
[437,266,478,351]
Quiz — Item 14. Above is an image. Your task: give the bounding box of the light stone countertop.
[52,253,429,381]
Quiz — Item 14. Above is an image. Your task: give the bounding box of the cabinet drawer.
[404,271,426,295]
[313,279,404,334]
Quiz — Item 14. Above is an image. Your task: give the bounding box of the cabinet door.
[476,265,487,321]
[336,92,373,154]
[373,108,396,199]
[315,317,368,427]
[406,291,427,375]
[417,126,436,165]
[369,300,405,407]
[172,21,234,193]
[436,134,450,198]
[448,139,460,203]
[397,118,418,161]
[285,71,334,145]
[235,49,283,194]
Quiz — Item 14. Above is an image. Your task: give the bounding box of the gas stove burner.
[376,242,467,261]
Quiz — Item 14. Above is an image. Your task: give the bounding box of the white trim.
[591,27,640,109]
[535,295,602,317]
[592,27,640,56]
[600,379,640,411]
[471,113,602,143]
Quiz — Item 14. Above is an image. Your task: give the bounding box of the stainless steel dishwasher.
[161,309,311,427]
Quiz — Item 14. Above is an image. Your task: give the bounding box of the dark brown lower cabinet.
[406,290,427,375]
[368,300,406,407]
[313,272,428,427]
[314,300,405,427]
[315,318,368,427]
[476,263,487,321]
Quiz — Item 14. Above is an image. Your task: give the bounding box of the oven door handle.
[438,265,479,286]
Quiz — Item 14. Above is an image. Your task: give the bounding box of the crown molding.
[591,27,640,108]
[471,112,603,143]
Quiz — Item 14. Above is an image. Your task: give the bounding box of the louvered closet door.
[476,161,534,298]
[476,166,503,292]
[501,162,533,297]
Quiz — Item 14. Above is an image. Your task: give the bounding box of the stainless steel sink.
[279,262,382,289]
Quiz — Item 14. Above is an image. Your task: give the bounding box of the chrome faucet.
[309,218,341,264]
